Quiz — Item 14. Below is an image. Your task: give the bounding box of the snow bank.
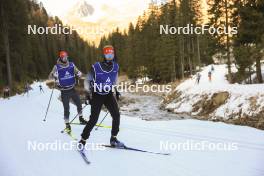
[164,64,264,129]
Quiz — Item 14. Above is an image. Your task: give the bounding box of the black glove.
[85,92,92,105]
[76,77,80,85]
[115,90,121,101]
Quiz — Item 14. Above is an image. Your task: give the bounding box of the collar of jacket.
[57,58,69,67]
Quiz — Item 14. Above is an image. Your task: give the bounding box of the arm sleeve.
[84,67,95,92]
[113,64,119,85]
[114,64,119,93]
[74,64,82,78]
[113,72,118,85]
[48,66,57,80]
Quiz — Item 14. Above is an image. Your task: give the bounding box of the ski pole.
[43,86,55,122]
[69,104,89,124]
[95,111,109,131]
[61,104,89,133]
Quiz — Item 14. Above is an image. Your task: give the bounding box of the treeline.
[208,0,264,83]
[233,0,264,83]
[0,0,98,91]
[100,0,264,84]
[1,0,263,89]
[99,0,216,83]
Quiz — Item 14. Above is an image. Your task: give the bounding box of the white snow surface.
[166,64,264,119]
[0,82,264,176]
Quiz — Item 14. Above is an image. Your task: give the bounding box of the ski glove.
[116,90,121,101]
[85,92,92,105]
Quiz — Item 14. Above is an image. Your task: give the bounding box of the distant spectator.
[24,83,32,96]
[196,73,201,84]
[211,65,215,72]
[3,86,10,99]
[39,85,44,93]
[208,71,212,82]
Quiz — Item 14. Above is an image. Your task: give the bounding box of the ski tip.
[83,160,91,165]
[78,149,91,164]
[150,152,171,156]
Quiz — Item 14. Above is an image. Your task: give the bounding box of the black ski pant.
[61,88,82,123]
[81,92,120,140]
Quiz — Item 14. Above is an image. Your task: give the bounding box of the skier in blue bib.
[49,51,87,132]
[79,45,123,148]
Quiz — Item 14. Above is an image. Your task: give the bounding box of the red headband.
[103,47,114,55]
[59,51,68,58]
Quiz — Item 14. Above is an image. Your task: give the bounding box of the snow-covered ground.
[165,64,264,120]
[1,82,264,176]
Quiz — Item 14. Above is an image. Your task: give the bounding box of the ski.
[71,122,112,129]
[102,144,170,156]
[61,130,91,164]
[61,130,78,141]
[77,148,91,164]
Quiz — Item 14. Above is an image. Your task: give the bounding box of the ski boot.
[79,116,88,125]
[110,136,125,148]
[65,123,71,133]
[78,138,86,151]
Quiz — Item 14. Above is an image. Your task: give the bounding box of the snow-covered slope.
[165,64,264,128]
[0,82,264,176]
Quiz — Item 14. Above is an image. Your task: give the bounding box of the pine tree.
[0,0,97,93]
[207,0,237,81]
[233,0,264,83]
